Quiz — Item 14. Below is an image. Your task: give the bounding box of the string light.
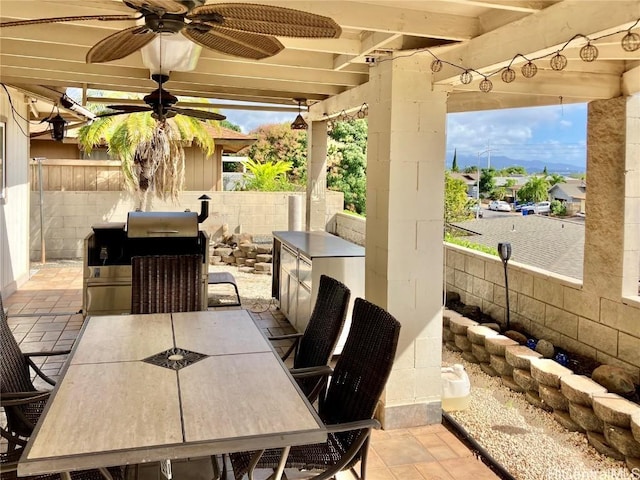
[407,18,640,93]
[325,103,368,130]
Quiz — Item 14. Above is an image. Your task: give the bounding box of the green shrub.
[444,232,498,256]
[550,200,567,216]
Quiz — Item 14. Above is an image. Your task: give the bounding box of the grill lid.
[126,211,199,238]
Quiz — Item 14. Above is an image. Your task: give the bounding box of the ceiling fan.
[0,0,342,62]
[97,73,226,121]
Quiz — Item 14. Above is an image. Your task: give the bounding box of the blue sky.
[221,102,588,168]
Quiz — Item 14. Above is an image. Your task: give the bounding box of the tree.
[245,123,307,183]
[444,172,471,223]
[500,166,527,175]
[78,110,215,209]
[517,175,550,202]
[241,158,296,191]
[451,149,459,172]
[547,173,566,186]
[327,120,368,214]
[479,168,496,197]
[219,119,242,132]
[543,165,549,176]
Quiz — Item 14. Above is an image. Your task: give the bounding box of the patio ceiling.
[1,0,639,124]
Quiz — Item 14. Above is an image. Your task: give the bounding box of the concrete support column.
[366,53,448,428]
[585,96,639,299]
[306,119,328,231]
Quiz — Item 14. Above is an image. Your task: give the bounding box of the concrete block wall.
[332,213,640,380]
[30,191,343,260]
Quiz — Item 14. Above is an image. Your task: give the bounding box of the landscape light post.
[498,242,512,330]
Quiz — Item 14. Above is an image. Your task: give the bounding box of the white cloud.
[220,109,293,133]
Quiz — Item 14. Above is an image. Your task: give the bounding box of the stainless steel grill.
[83,198,211,316]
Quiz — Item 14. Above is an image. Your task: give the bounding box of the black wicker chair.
[270,275,350,401]
[0,291,71,452]
[1,450,125,480]
[131,254,203,314]
[229,297,401,480]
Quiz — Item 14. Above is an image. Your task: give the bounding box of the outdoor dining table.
[18,310,326,480]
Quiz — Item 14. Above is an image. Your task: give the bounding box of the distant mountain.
[450,154,585,174]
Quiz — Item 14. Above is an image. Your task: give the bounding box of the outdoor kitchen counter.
[272,231,364,353]
[272,230,364,258]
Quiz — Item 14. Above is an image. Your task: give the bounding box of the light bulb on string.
[431,59,443,72]
[460,70,473,85]
[621,31,640,51]
[501,67,516,83]
[579,42,598,62]
[521,61,538,78]
[479,78,493,93]
[550,52,568,71]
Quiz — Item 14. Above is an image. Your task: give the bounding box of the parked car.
[522,201,551,215]
[488,200,512,212]
[514,201,534,212]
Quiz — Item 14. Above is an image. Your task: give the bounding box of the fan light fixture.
[49,113,67,142]
[141,33,202,76]
[291,99,308,130]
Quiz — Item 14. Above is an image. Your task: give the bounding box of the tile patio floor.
[2,265,501,480]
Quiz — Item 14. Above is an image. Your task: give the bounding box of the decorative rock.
[485,335,519,356]
[587,431,625,461]
[443,308,462,325]
[539,384,569,412]
[462,351,480,364]
[454,334,472,352]
[502,375,525,393]
[480,363,500,377]
[232,249,246,258]
[505,345,543,369]
[461,305,481,319]
[530,358,573,388]
[238,267,255,274]
[569,402,605,433]
[443,329,455,342]
[482,323,501,333]
[592,365,637,396]
[592,393,640,429]
[490,355,513,377]
[231,233,253,245]
[449,316,478,335]
[471,343,490,363]
[445,291,461,304]
[467,325,499,345]
[246,251,258,259]
[254,262,272,273]
[513,368,539,392]
[553,411,585,433]
[235,257,246,266]
[209,255,223,265]
[256,254,273,263]
[504,330,528,345]
[535,339,555,359]
[525,391,553,412]
[560,375,608,407]
[604,423,640,457]
[213,247,233,257]
[222,255,236,264]
[239,243,257,254]
[445,341,462,353]
[256,244,272,254]
[632,411,640,443]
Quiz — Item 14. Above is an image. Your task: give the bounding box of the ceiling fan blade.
[86,25,156,63]
[0,14,136,28]
[168,107,226,121]
[105,105,153,113]
[183,26,283,59]
[123,0,189,15]
[189,3,341,38]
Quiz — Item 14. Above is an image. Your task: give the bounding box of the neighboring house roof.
[549,180,586,201]
[450,172,478,185]
[203,125,257,154]
[451,215,585,280]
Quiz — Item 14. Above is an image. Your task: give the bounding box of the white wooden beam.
[308,82,370,121]
[333,32,401,71]
[433,1,640,82]
[622,65,640,95]
[447,91,587,113]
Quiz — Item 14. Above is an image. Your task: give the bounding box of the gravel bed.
[443,348,634,480]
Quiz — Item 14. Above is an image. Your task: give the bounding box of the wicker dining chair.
[0,450,125,480]
[270,274,350,401]
[131,254,203,314]
[229,297,401,480]
[0,291,71,452]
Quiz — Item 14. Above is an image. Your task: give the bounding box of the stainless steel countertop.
[273,231,364,258]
